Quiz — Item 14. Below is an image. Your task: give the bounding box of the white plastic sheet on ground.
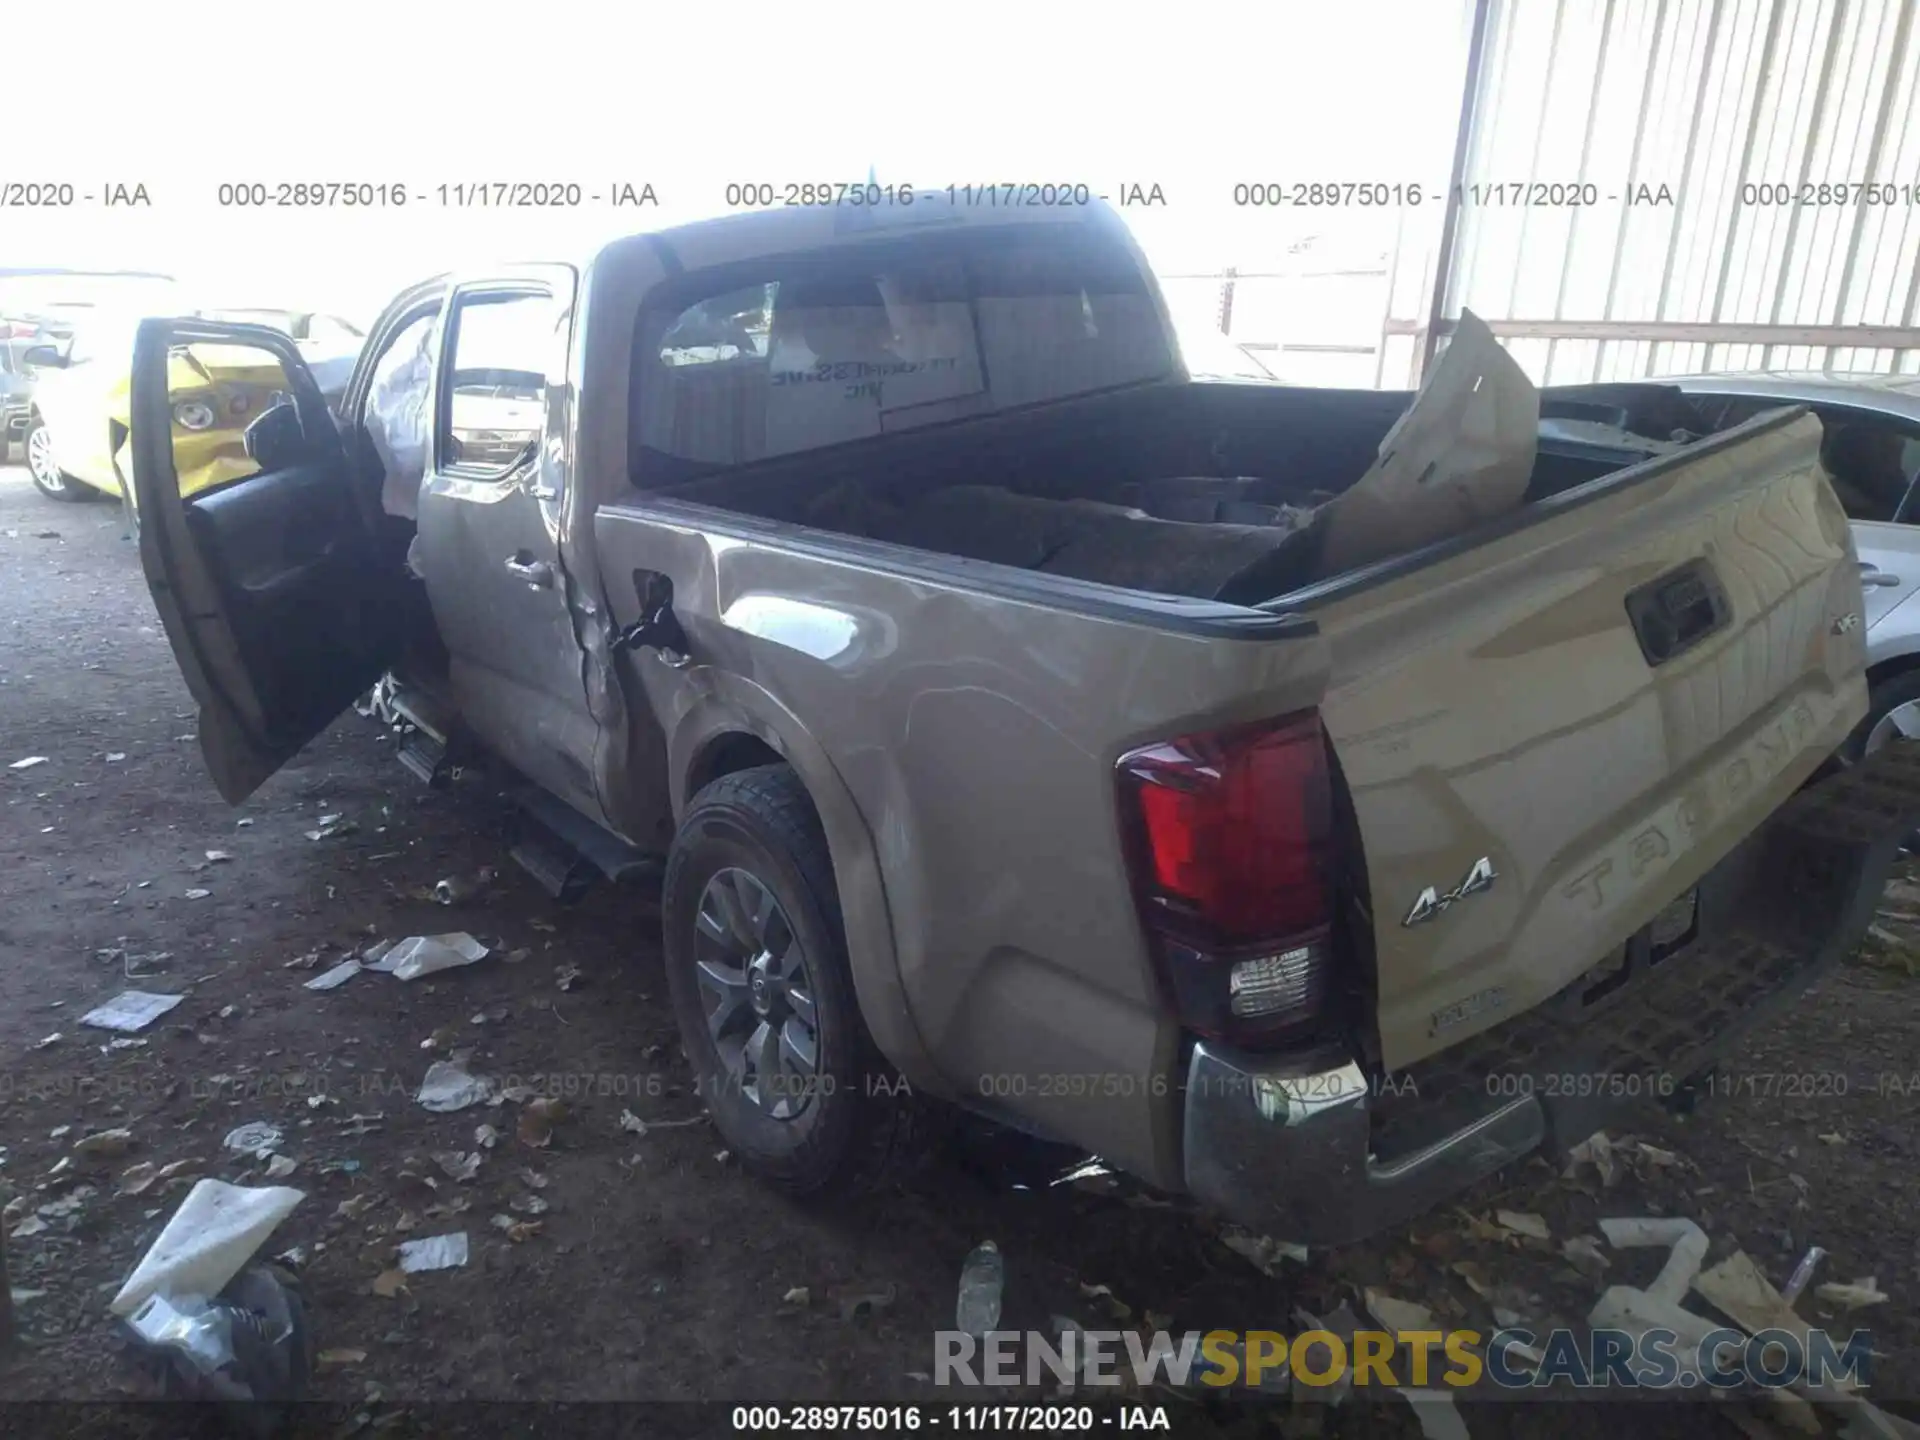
[80,991,186,1033]
[109,1179,305,1317]
[376,933,489,981]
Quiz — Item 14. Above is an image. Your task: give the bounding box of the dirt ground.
[2,465,1918,1438]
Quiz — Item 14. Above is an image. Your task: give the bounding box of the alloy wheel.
[692,866,820,1120]
[27,424,61,489]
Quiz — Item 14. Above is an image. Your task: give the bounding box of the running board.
[505,785,661,901]
[396,730,450,788]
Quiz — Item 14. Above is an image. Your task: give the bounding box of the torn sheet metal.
[367,318,433,520]
[1316,308,1539,577]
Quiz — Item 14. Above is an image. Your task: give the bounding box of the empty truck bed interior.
[643,380,1682,608]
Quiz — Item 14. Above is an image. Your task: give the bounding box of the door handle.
[1860,564,1903,587]
[505,554,554,588]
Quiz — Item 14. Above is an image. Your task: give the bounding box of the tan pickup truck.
[131,198,1920,1245]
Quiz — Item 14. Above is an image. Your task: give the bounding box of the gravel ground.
[1,466,1916,1439]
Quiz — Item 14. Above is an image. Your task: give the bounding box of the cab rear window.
[630,228,1173,485]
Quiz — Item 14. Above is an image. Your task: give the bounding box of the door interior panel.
[183,461,403,747]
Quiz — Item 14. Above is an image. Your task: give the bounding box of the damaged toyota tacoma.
[130,198,1920,1244]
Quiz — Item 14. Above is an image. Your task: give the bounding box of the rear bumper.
[1181,739,1920,1247]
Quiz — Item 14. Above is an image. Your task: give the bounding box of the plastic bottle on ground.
[956,1240,1004,1335]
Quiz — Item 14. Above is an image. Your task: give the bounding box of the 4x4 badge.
[1403,856,1498,927]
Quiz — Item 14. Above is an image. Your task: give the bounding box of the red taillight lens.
[1118,711,1334,1042]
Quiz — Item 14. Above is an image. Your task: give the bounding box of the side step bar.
[397,730,450,788]
[505,784,662,902]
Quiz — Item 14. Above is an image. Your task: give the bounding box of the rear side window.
[632,229,1172,481]
[439,291,559,476]
[1815,409,1920,522]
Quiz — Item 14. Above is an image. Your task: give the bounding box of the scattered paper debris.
[619,1109,647,1136]
[1364,1289,1439,1334]
[1589,1216,1720,1385]
[1563,1130,1619,1187]
[32,1032,61,1050]
[474,1124,500,1150]
[1220,1229,1309,1275]
[336,1194,378,1220]
[318,1349,366,1367]
[106,753,127,763]
[9,756,49,771]
[509,1193,549,1216]
[783,1287,811,1305]
[1695,1251,1814,1341]
[263,1155,300,1180]
[108,1179,305,1317]
[490,1215,542,1243]
[73,1128,136,1160]
[1495,1209,1551,1242]
[381,933,490,981]
[119,1162,160,1196]
[372,1269,409,1298]
[204,850,232,864]
[183,889,212,901]
[303,959,363,992]
[306,815,357,841]
[417,1060,491,1113]
[398,1232,469,1273]
[1561,1236,1611,1280]
[555,963,583,991]
[433,1151,483,1183]
[517,1167,549,1190]
[1816,1279,1888,1310]
[80,990,184,1033]
[224,1122,285,1158]
[10,1216,49,1239]
[517,1097,567,1148]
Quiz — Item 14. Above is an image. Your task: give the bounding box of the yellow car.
[25,313,361,507]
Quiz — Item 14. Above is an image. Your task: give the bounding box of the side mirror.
[242,400,306,469]
[21,344,66,369]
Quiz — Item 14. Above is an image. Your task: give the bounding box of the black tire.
[1842,667,1920,763]
[1843,668,1920,850]
[23,416,93,502]
[663,763,927,1196]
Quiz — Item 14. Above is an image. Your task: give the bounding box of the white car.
[1663,372,1920,758]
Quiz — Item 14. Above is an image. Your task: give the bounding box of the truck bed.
[647,376,1667,607]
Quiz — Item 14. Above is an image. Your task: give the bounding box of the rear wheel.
[24,417,91,502]
[662,764,926,1195]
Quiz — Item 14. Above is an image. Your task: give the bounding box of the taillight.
[1117,711,1335,1044]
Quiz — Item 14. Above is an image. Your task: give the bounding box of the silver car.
[1663,371,1920,757]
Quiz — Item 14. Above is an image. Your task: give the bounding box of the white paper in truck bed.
[1314,309,1540,579]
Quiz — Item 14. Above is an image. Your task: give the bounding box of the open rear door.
[132,317,401,802]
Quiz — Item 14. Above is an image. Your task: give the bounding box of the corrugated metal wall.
[1379,0,1920,388]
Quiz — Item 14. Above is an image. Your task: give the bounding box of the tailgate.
[1314,410,1867,1072]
